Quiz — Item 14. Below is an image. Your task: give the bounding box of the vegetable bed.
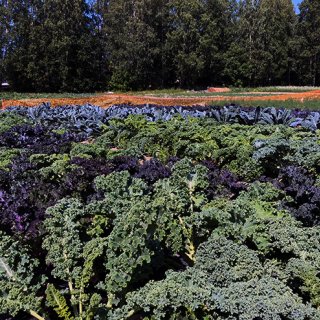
[1,104,320,319]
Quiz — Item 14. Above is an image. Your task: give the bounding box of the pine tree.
[296,0,320,86]
[31,0,101,91]
[4,0,35,90]
[4,0,105,92]
[87,0,109,88]
[201,0,238,86]
[105,0,165,90]
[258,0,296,85]
[223,0,258,86]
[0,0,8,84]
[164,0,235,88]
[164,0,204,87]
[224,0,295,86]
[1,0,305,91]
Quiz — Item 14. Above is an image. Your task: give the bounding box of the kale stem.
[29,310,45,320]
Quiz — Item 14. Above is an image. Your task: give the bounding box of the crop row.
[0,105,319,319]
[6,102,320,132]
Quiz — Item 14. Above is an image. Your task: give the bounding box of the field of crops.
[1,103,320,319]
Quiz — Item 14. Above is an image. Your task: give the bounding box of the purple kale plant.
[275,166,320,226]
[134,159,171,184]
[0,124,86,153]
[201,160,246,199]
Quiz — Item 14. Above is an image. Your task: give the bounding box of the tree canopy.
[0,0,319,91]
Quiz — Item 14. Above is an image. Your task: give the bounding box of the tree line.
[0,0,319,92]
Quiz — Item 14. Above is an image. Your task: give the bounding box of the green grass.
[129,86,320,97]
[0,92,101,100]
[224,86,320,93]
[128,89,280,97]
[211,99,320,110]
[243,86,320,93]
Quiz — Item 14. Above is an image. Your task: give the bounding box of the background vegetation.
[0,0,320,92]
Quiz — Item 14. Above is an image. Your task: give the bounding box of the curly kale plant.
[111,234,320,319]
[0,110,319,320]
[0,231,45,319]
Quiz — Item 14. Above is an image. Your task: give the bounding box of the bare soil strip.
[2,90,320,108]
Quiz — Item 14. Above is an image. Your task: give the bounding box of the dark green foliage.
[0,0,7,84]
[2,0,106,92]
[1,0,320,89]
[224,0,296,86]
[0,231,44,318]
[296,0,320,86]
[104,0,165,90]
[111,234,319,319]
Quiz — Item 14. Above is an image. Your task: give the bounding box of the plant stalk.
[30,310,45,320]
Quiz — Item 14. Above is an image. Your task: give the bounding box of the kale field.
[1,103,320,319]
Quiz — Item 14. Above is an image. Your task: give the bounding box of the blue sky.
[293,0,300,11]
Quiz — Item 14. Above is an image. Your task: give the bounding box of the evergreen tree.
[165,0,237,88]
[0,0,8,84]
[258,0,296,84]
[224,0,295,86]
[29,0,102,92]
[4,0,35,90]
[0,0,311,91]
[105,0,166,90]
[201,0,238,86]
[164,0,205,87]
[296,0,320,86]
[87,0,109,88]
[4,0,106,92]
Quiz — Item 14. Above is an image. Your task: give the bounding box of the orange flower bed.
[2,90,320,109]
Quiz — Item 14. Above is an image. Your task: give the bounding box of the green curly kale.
[0,231,45,319]
[30,153,77,181]
[0,113,29,133]
[110,235,319,319]
[0,147,21,171]
[253,134,320,174]
[43,198,106,319]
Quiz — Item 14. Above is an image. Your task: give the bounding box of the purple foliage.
[0,156,67,235]
[134,159,171,184]
[201,160,246,199]
[0,154,173,236]
[110,156,139,173]
[275,166,320,226]
[167,156,180,168]
[65,157,114,201]
[0,124,86,153]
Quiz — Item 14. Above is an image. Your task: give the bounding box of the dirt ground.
[2,90,320,109]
